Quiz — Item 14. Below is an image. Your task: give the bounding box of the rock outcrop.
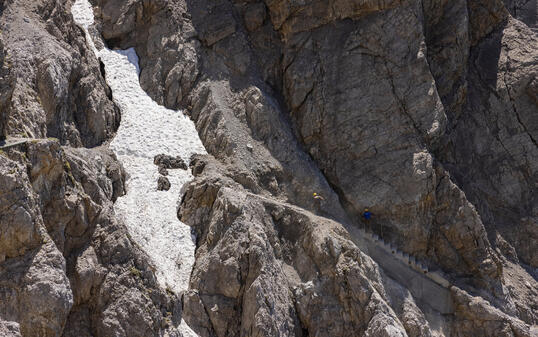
[0,0,119,146]
[0,142,72,337]
[0,0,536,336]
[439,17,538,271]
[179,156,418,337]
[0,139,186,337]
[503,0,538,28]
[0,1,188,336]
[93,0,537,334]
[154,154,188,170]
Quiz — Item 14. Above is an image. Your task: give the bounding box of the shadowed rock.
[153,154,188,170]
[0,0,536,336]
[157,176,171,191]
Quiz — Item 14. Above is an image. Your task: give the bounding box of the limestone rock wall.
[0,0,536,336]
[0,0,119,146]
[0,1,187,336]
[179,156,420,337]
[93,0,537,335]
[90,0,538,334]
[504,0,538,28]
[0,139,186,337]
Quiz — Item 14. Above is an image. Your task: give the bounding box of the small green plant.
[63,160,76,185]
[165,286,175,296]
[68,174,76,186]
[130,266,142,278]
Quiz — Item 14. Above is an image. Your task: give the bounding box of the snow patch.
[71,0,94,28]
[72,0,206,300]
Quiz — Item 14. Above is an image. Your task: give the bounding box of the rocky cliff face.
[0,0,119,146]
[0,139,190,337]
[0,1,187,336]
[504,0,538,27]
[0,0,537,336]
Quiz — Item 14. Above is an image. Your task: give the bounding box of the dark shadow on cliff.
[182,0,353,226]
[437,18,538,272]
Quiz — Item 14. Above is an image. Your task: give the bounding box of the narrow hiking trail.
[246,192,453,314]
[72,1,205,335]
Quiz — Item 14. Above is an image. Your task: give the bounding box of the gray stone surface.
[0,0,536,336]
[0,0,185,334]
[504,0,538,28]
[0,138,186,337]
[348,225,453,314]
[0,0,119,147]
[179,156,411,337]
[154,154,188,170]
[157,175,171,191]
[94,0,537,334]
[0,320,22,337]
[439,18,538,270]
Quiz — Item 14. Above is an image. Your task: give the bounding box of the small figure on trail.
[363,208,372,231]
[363,208,372,220]
[313,192,325,215]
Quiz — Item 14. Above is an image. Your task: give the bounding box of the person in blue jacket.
[363,208,372,231]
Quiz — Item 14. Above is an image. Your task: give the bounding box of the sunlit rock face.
[0,0,536,336]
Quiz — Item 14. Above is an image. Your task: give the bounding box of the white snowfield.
[72,3,205,335]
[104,45,206,294]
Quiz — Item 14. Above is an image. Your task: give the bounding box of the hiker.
[313,192,325,214]
[363,208,372,231]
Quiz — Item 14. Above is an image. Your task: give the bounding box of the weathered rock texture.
[93,0,537,335]
[0,139,187,337]
[179,156,417,337]
[504,0,538,28]
[0,0,119,146]
[0,0,537,336]
[0,1,187,336]
[441,17,538,270]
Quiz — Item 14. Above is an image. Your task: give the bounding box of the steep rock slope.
[0,140,186,337]
[0,1,189,336]
[503,0,538,28]
[92,0,537,336]
[0,0,119,146]
[179,155,419,337]
[0,0,536,336]
[440,17,537,269]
